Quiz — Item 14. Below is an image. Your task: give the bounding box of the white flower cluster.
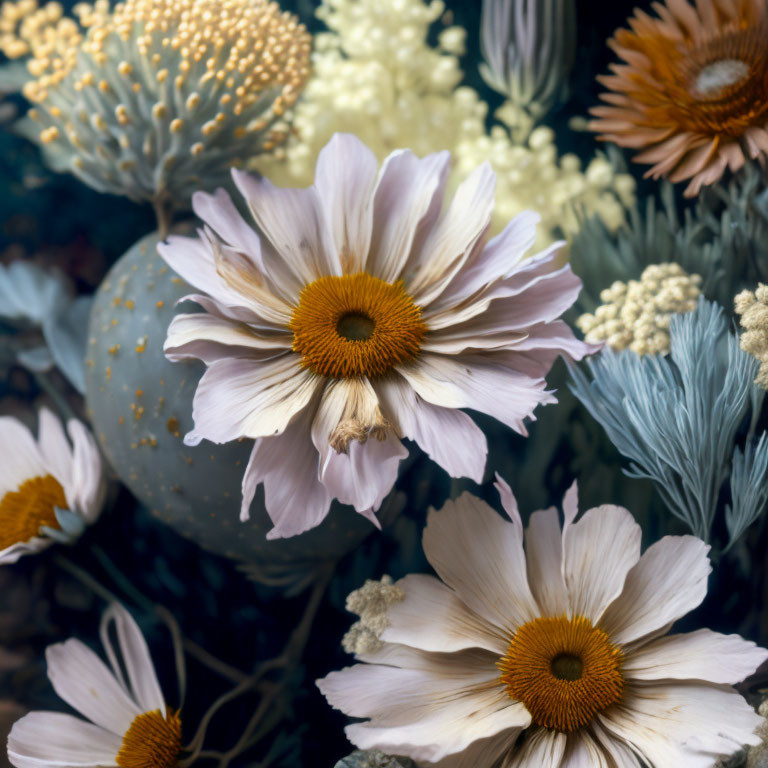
[735,284,768,389]
[253,0,635,247]
[341,575,404,656]
[577,263,702,356]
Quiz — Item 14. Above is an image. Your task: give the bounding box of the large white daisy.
[159,132,590,538]
[0,408,104,564]
[319,477,768,767]
[7,603,181,768]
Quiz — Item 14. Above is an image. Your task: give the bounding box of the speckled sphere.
[85,231,392,569]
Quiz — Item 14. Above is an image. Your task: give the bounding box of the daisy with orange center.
[160,132,591,539]
[590,0,768,197]
[319,476,768,766]
[7,604,182,768]
[0,408,104,564]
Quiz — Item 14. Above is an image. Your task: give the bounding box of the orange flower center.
[290,273,425,379]
[116,710,182,768]
[0,474,65,551]
[498,616,623,733]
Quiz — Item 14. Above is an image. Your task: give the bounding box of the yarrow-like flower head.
[735,283,768,389]
[7,603,181,768]
[159,132,591,539]
[0,408,104,564]
[590,0,768,197]
[0,0,311,209]
[319,477,768,766]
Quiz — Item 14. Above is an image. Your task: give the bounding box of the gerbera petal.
[505,728,567,767]
[598,682,764,766]
[8,712,121,768]
[623,628,768,684]
[562,504,642,623]
[525,505,569,617]
[599,535,711,645]
[422,493,539,633]
[314,133,377,274]
[45,639,141,735]
[381,574,507,654]
[375,376,487,483]
[185,354,317,445]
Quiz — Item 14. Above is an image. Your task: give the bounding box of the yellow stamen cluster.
[116,709,181,768]
[498,615,624,733]
[0,474,66,551]
[341,575,404,656]
[576,263,702,356]
[1,0,311,205]
[735,284,768,389]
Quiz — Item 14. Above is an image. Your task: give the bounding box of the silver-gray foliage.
[479,0,576,119]
[334,751,417,768]
[570,299,768,546]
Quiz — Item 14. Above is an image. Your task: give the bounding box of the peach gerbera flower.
[319,477,768,767]
[590,0,768,197]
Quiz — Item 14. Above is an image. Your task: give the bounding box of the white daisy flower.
[0,408,105,564]
[159,132,590,539]
[318,477,768,767]
[7,603,181,768]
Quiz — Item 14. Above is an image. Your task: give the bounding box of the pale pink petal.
[623,628,768,684]
[314,133,377,274]
[185,354,317,445]
[562,504,641,623]
[8,712,121,768]
[397,353,555,437]
[505,728,567,767]
[525,506,569,617]
[375,376,487,483]
[240,406,332,533]
[423,493,539,634]
[598,683,764,766]
[599,536,711,645]
[367,149,451,283]
[424,730,520,768]
[381,573,507,654]
[45,639,140,735]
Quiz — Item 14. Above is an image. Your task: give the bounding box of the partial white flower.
[0,408,105,564]
[0,261,70,326]
[319,477,768,767]
[7,603,181,768]
[160,132,591,539]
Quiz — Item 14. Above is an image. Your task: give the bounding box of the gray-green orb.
[85,231,394,568]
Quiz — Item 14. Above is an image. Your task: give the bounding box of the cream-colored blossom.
[735,285,768,389]
[577,263,702,356]
[253,0,635,248]
[342,576,405,655]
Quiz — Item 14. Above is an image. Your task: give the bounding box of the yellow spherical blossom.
[253,0,635,247]
[735,284,768,389]
[576,263,702,356]
[1,0,311,217]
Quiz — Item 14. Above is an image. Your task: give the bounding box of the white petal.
[314,133,378,273]
[0,416,46,498]
[67,419,104,524]
[186,354,317,445]
[562,504,641,623]
[525,506,569,617]
[45,639,141,735]
[424,730,520,768]
[559,731,614,768]
[241,407,332,535]
[37,408,73,492]
[623,628,768,684]
[0,537,50,565]
[423,493,539,634]
[505,728,567,767]
[398,353,555,436]
[381,574,507,654]
[376,376,486,483]
[367,149,451,283]
[164,313,292,364]
[598,682,764,766]
[8,712,121,768]
[599,536,711,646]
[590,719,643,768]
[103,604,165,714]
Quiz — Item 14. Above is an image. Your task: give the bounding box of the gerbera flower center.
[291,273,426,379]
[116,709,182,768]
[693,59,750,97]
[498,615,623,733]
[0,474,65,551]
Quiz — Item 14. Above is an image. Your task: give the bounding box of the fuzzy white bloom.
[0,408,104,564]
[319,477,768,767]
[735,284,768,389]
[7,604,181,768]
[576,263,702,356]
[342,576,405,655]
